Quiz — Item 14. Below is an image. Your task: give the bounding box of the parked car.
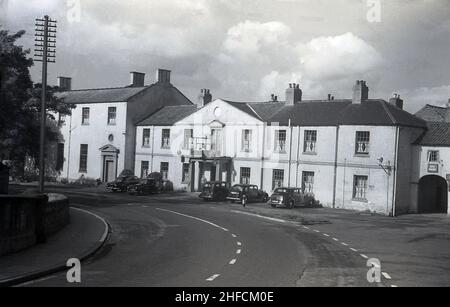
[106,175,140,192]
[227,184,269,206]
[199,181,230,201]
[268,187,316,208]
[128,172,174,195]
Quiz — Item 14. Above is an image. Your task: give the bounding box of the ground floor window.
[353,175,368,200]
[240,167,251,184]
[79,144,88,173]
[141,161,149,178]
[161,162,169,180]
[272,169,284,190]
[182,163,190,183]
[302,171,314,193]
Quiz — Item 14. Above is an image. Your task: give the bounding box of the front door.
[105,160,115,183]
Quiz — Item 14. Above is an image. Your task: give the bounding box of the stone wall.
[0,193,70,256]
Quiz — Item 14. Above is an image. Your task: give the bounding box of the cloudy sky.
[2,0,450,112]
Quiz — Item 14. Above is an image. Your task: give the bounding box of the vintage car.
[268,187,316,208]
[226,184,269,206]
[128,172,174,195]
[106,175,140,192]
[199,181,230,201]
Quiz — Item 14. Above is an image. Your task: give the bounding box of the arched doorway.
[418,175,448,213]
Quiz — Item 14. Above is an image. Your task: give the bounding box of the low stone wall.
[0,193,70,256]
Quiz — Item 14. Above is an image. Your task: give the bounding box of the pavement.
[0,206,109,287]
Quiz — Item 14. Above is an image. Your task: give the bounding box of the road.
[17,186,381,287]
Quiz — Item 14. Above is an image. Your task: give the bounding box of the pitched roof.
[415,122,450,146]
[55,86,148,104]
[415,104,448,122]
[137,105,198,126]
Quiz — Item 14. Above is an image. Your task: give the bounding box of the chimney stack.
[352,80,369,104]
[389,93,404,110]
[270,94,278,102]
[285,83,302,105]
[129,72,145,87]
[156,69,171,83]
[197,89,212,108]
[57,76,72,91]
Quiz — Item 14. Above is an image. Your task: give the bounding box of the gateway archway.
[418,175,448,213]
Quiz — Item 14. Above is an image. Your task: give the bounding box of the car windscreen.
[274,188,288,193]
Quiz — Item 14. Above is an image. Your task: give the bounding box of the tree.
[0,29,73,178]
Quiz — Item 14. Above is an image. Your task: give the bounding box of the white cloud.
[300,32,383,80]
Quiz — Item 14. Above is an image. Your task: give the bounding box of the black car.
[227,184,269,206]
[128,178,161,195]
[268,187,315,208]
[106,176,140,192]
[199,181,230,201]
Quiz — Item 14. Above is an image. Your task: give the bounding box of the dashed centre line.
[229,259,237,265]
[382,272,392,280]
[236,249,242,254]
[360,254,369,259]
[237,242,242,246]
[206,274,220,282]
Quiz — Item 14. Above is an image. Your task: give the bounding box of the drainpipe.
[260,123,266,189]
[67,114,73,182]
[296,126,301,187]
[288,119,293,188]
[332,125,340,209]
[391,126,400,217]
[150,126,155,172]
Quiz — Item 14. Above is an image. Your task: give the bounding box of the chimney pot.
[285,83,302,105]
[197,88,212,108]
[389,93,404,110]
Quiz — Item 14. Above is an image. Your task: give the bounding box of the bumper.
[226,197,241,201]
[268,200,285,206]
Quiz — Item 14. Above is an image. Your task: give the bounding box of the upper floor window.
[241,129,252,152]
[427,150,439,162]
[161,129,170,149]
[82,107,90,125]
[303,130,317,153]
[355,131,370,155]
[108,107,117,125]
[142,128,151,148]
[274,130,287,153]
[183,129,193,149]
[353,175,368,200]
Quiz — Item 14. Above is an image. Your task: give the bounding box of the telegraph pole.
[34,15,57,193]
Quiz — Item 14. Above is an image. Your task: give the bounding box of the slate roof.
[415,122,450,146]
[137,105,198,126]
[55,86,148,104]
[415,104,448,122]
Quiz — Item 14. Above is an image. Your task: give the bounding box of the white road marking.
[142,205,148,208]
[323,233,330,237]
[156,208,229,232]
[206,274,220,281]
[236,249,242,254]
[391,285,398,288]
[332,238,339,241]
[229,259,237,265]
[360,254,369,259]
[341,242,348,246]
[314,230,321,233]
[237,242,242,246]
[382,272,392,280]
[350,248,358,252]
[232,234,237,238]
[231,210,287,223]
[303,226,310,230]
[72,207,109,243]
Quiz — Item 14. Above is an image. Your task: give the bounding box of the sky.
[1,0,450,112]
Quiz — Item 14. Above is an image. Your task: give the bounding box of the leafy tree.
[0,29,73,178]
